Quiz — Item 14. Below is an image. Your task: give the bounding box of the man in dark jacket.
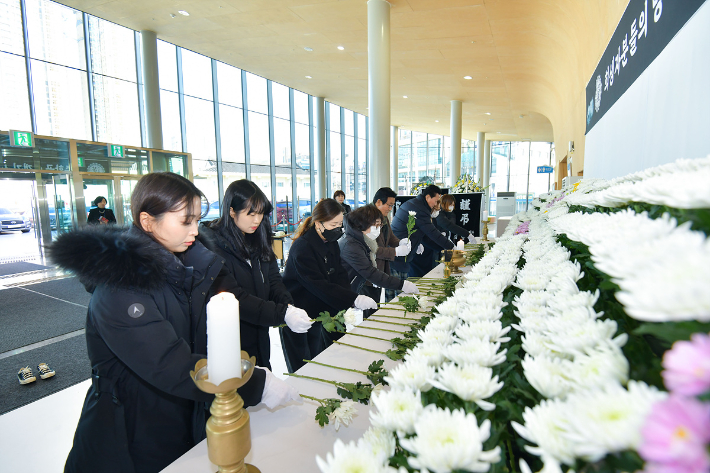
[199,224,292,371]
[372,187,412,301]
[391,184,454,277]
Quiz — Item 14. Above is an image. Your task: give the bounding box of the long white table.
[163,264,451,473]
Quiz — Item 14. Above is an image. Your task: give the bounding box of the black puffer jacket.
[339,224,405,293]
[48,226,265,473]
[199,223,291,370]
[436,209,469,240]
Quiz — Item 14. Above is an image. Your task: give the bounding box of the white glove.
[441,232,446,236]
[259,367,301,409]
[395,239,411,257]
[284,305,313,333]
[354,295,378,310]
[401,280,419,294]
[468,233,478,244]
[416,244,424,254]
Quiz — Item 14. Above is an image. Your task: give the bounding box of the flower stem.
[358,325,406,334]
[341,332,391,341]
[334,340,387,354]
[300,394,326,405]
[367,317,412,326]
[304,359,368,376]
[377,306,429,314]
[284,372,343,387]
[365,313,418,321]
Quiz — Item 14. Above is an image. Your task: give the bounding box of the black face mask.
[319,222,343,242]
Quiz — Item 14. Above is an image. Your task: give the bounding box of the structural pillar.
[140,30,163,149]
[391,125,398,192]
[476,131,485,183]
[483,139,492,212]
[315,96,327,200]
[367,0,391,200]
[450,100,462,186]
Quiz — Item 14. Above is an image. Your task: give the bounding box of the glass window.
[344,134,354,198]
[181,49,212,101]
[509,142,529,211]
[184,96,216,161]
[152,151,187,176]
[0,0,24,55]
[77,142,146,175]
[330,172,341,197]
[271,82,290,120]
[32,60,91,140]
[219,104,245,163]
[216,61,241,107]
[92,75,140,145]
[245,72,267,114]
[0,52,31,131]
[274,172,293,231]
[87,16,136,82]
[343,110,354,137]
[273,117,291,167]
[192,158,219,208]
[527,142,553,200]
[160,90,181,151]
[443,136,451,182]
[328,103,340,132]
[293,90,309,125]
[294,122,310,171]
[329,130,341,185]
[357,114,366,139]
[26,0,85,69]
[248,111,270,165]
[250,165,272,203]
[157,40,178,92]
[357,138,367,203]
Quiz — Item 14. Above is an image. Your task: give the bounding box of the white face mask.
[366,225,381,240]
[431,210,440,218]
[448,206,454,212]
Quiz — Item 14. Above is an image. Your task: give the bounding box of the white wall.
[585,1,710,179]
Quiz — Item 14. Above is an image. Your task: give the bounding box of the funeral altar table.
[162,263,458,473]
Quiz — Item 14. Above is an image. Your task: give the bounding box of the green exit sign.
[107,144,124,158]
[9,130,34,147]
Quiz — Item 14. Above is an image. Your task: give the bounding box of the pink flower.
[638,395,710,473]
[662,333,710,396]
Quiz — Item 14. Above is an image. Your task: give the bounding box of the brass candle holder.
[451,249,466,273]
[481,219,490,242]
[441,249,465,274]
[190,351,261,473]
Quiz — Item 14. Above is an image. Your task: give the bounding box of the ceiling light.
[304,47,313,52]
[471,41,476,44]
[463,76,472,80]
[337,46,345,50]
[496,132,501,134]
[519,114,524,118]
[485,112,491,115]
[403,95,408,98]
[305,75,312,79]
[177,10,189,16]
[435,120,439,122]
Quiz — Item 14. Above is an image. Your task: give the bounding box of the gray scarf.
[363,233,378,267]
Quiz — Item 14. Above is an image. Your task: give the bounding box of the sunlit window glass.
[32,60,91,140]
[248,111,270,165]
[160,90,181,151]
[273,117,291,167]
[181,49,212,101]
[26,0,85,70]
[0,52,31,131]
[328,103,340,132]
[271,82,290,120]
[343,110,354,137]
[157,40,178,92]
[216,61,242,108]
[293,90,309,125]
[92,74,140,144]
[184,96,216,161]
[87,16,136,81]
[0,0,24,55]
[245,72,267,115]
[219,104,245,163]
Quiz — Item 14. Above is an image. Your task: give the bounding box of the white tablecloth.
[162,264,450,473]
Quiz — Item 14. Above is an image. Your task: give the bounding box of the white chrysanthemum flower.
[515,271,550,291]
[429,363,503,410]
[521,332,573,360]
[522,355,574,399]
[545,305,600,322]
[369,388,423,435]
[547,290,599,311]
[399,405,501,473]
[408,210,416,216]
[457,305,503,323]
[455,320,511,343]
[434,299,459,317]
[563,381,667,461]
[316,438,395,473]
[384,360,435,391]
[515,303,549,319]
[328,400,357,431]
[343,307,359,326]
[406,342,448,367]
[444,340,507,367]
[545,275,579,295]
[371,383,385,398]
[361,426,396,463]
[515,290,549,307]
[544,319,619,355]
[417,328,454,346]
[511,398,576,465]
[425,315,459,332]
[567,341,629,392]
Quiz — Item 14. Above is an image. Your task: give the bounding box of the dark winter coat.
[48,226,266,473]
[436,209,469,240]
[339,224,404,293]
[282,225,358,318]
[199,223,291,370]
[374,215,403,275]
[87,207,116,225]
[340,203,352,214]
[391,194,454,252]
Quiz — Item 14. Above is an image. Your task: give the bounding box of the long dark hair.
[209,179,274,261]
[132,172,206,230]
[292,198,343,241]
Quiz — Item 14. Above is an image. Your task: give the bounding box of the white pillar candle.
[456,239,465,251]
[482,210,489,221]
[206,292,241,385]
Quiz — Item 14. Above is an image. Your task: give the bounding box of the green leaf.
[633,321,710,346]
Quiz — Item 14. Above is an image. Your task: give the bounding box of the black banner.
[585,0,706,133]
[393,193,483,237]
